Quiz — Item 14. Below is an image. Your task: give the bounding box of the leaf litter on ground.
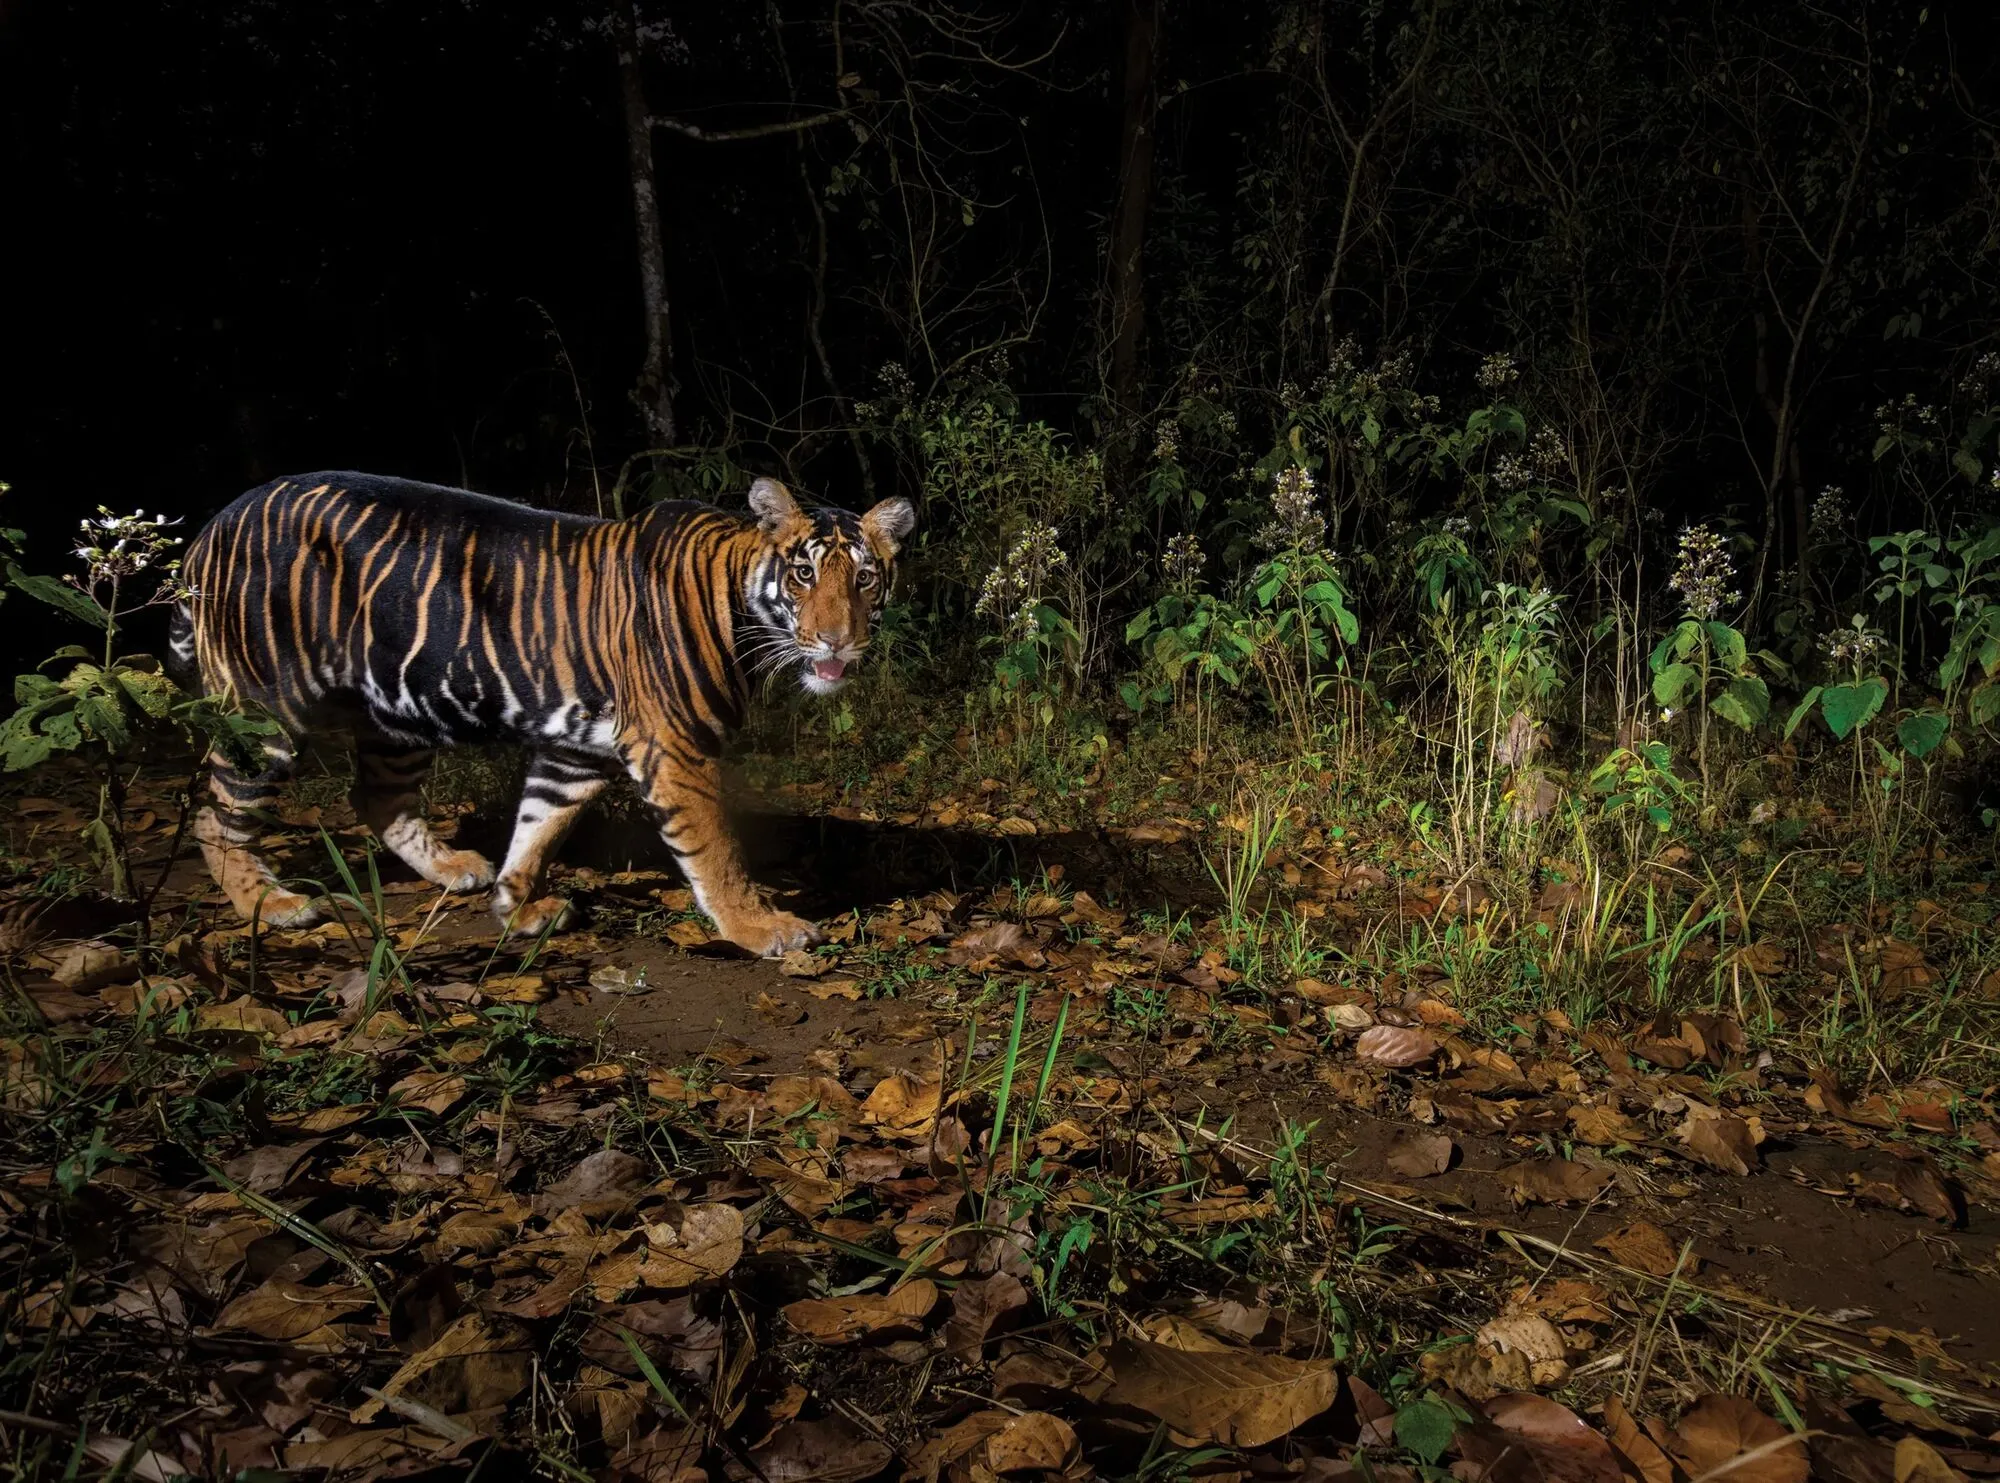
[4,762,2000,1479]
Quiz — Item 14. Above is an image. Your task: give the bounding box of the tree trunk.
[1106,0,1160,418]
[613,0,676,448]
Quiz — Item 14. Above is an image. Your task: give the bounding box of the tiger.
[168,471,914,956]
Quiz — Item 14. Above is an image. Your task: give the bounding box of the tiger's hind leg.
[194,734,321,927]
[491,750,608,937]
[349,738,495,892]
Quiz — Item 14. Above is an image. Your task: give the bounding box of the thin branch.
[649,110,847,142]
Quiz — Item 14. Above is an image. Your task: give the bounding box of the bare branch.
[649,110,848,142]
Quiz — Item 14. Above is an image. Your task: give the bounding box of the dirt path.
[536,924,2000,1376]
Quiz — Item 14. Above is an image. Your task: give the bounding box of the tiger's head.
[744,477,917,696]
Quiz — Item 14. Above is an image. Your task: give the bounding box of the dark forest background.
[5,0,2000,746]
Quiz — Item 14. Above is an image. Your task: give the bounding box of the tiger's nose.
[811,629,848,650]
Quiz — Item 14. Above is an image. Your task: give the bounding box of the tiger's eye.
[791,563,815,584]
[856,568,877,588]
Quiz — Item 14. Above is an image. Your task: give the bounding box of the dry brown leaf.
[738,1417,893,1483]
[778,950,834,978]
[213,1280,373,1341]
[1890,1161,1959,1223]
[1473,1315,1571,1388]
[1498,1159,1613,1207]
[582,1297,724,1387]
[1593,1221,1693,1277]
[351,1310,534,1425]
[385,1069,468,1116]
[1458,1393,1623,1483]
[756,991,807,1027]
[1105,1336,1337,1448]
[193,1000,289,1038]
[1161,1195,1279,1227]
[434,1209,519,1257]
[1506,1279,1614,1325]
[1603,1395,1676,1483]
[1876,940,1937,1002]
[1327,1002,1376,1032]
[1568,1103,1647,1147]
[279,1103,374,1134]
[484,972,554,1003]
[1668,1395,1808,1483]
[1675,1107,1759,1175]
[903,1413,1011,1483]
[638,1203,746,1286]
[860,1074,943,1135]
[986,1413,1080,1475]
[1893,1436,1965,1483]
[1384,1127,1454,1179]
[1139,1313,1238,1352]
[1353,1025,1440,1068]
[1734,940,1789,976]
[536,1149,652,1217]
[1630,1033,1694,1069]
[783,1279,937,1345]
[389,1267,463,1354]
[945,921,1046,969]
[944,1271,1030,1360]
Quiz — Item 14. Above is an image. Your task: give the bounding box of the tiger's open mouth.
[811,657,847,683]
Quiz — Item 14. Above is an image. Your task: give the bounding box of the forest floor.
[4,744,2000,1482]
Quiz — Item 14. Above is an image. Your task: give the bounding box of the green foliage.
[1,505,279,895]
[1589,739,1690,836]
[1649,619,1772,732]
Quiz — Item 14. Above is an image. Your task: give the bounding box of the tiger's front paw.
[429,848,496,894]
[496,894,577,939]
[251,887,322,930]
[721,909,823,958]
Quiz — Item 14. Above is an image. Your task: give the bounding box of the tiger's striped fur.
[171,471,914,954]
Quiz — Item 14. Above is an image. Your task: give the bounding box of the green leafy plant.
[1588,738,1692,845]
[1652,525,1769,795]
[1785,616,1891,744]
[2,498,277,898]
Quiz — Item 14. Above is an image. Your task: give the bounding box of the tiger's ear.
[747,477,801,532]
[860,497,917,556]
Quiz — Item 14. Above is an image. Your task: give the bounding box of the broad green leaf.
[13,673,65,705]
[1784,686,1825,740]
[1651,663,1697,707]
[5,565,109,631]
[2,732,52,771]
[1820,679,1888,739]
[1709,675,1769,731]
[1971,682,2000,726]
[1703,621,1749,671]
[41,708,83,751]
[75,693,131,751]
[1395,1397,1459,1465]
[1897,709,1948,758]
[1649,620,1699,669]
[116,667,181,720]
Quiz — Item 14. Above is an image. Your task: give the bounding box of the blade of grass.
[1010,989,1071,1175]
[985,979,1030,1165]
[620,1329,693,1423]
